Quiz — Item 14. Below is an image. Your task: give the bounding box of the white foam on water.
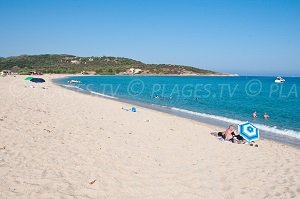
[171,107,300,139]
[89,91,118,99]
[62,84,84,91]
[254,124,300,139]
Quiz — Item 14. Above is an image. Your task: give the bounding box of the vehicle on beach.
[274,76,285,83]
[68,80,81,84]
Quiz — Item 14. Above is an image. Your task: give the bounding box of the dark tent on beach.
[30,78,46,83]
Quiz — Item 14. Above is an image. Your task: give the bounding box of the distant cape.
[0,54,231,76]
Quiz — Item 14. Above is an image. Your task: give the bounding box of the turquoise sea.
[55,76,300,146]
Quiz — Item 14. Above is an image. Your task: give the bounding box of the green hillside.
[0,54,222,75]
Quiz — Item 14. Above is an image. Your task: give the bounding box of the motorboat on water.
[274,76,285,83]
[68,80,81,84]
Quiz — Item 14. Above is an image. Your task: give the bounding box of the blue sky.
[0,0,299,76]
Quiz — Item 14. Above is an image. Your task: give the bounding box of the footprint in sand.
[222,185,232,192]
[280,163,287,168]
[223,192,234,199]
[275,192,281,197]
[220,176,227,182]
[285,168,290,174]
[0,116,7,121]
[270,185,276,190]
[288,191,296,198]
[43,129,51,133]
[276,178,287,185]
[262,193,271,199]
[241,191,247,195]
[288,176,295,183]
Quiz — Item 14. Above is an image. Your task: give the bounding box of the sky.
[0,0,300,76]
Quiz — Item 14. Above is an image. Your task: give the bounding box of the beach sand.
[0,75,300,199]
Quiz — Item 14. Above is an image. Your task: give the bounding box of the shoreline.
[1,74,300,198]
[53,75,300,148]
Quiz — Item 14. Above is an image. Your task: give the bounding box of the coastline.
[1,74,300,198]
[54,75,300,148]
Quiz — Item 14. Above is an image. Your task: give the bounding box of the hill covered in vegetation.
[0,54,224,75]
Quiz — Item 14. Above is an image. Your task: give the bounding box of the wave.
[171,107,300,139]
[62,84,84,91]
[62,84,118,99]
[89,91,118,99]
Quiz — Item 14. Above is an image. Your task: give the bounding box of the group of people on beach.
[218,125,246,144]
[252,111,269,120]
[215,111,267,145]
[218,125,258,146]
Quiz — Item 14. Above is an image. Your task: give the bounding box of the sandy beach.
[0,74,299,199]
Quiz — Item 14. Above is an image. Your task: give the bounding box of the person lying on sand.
[217,125,236,142]
[224,125,237,143]
[217,125,259,146]
[229,125,245,143]
[218,125,245,144]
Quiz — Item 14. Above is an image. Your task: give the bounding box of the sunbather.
[219,125,245,143]
[224,125,236,142]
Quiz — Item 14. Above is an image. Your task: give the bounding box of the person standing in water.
[264,112,269,120]
[252,111,257,120]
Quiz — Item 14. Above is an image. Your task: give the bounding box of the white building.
[126,68,143,75]
[134,68,142,74]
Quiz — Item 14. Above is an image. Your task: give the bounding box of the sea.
[54,76,300,147]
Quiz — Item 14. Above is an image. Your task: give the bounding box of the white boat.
[274,76,285,83]
[68,80,81,84]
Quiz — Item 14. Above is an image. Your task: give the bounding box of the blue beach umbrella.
[30,78,46,83]
[238,122,259,142]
